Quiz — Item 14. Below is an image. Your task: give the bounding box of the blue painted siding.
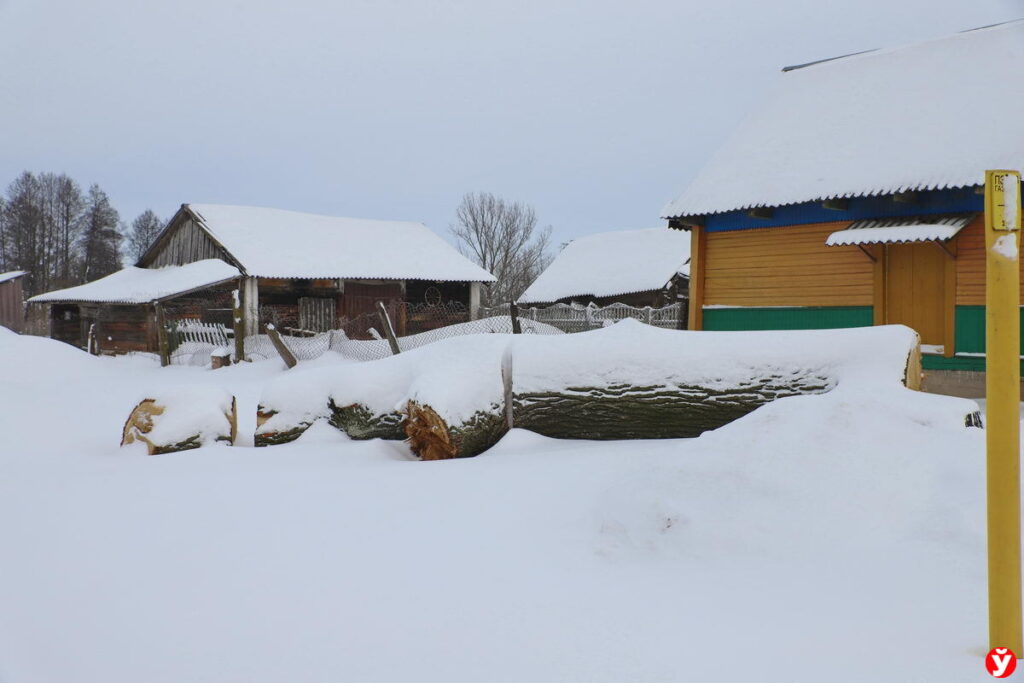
[704,187,982,233]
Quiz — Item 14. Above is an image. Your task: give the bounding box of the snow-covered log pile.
[256,320,929,458]
[121,387,237,454]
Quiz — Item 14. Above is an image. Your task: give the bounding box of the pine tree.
[78,184,122,282]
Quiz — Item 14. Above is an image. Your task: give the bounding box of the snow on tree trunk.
[255,321,931,458]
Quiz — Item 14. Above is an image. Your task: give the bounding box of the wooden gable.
[137,206,242,271]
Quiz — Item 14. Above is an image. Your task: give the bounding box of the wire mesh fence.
[480,301,686,334]
[163,299,683,367]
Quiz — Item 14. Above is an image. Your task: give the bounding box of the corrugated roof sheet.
[187,204,497,283]
[662,21,1024,219]
[518,228,690,304]
[825,213,975,246]
[28,260,240,304]
[0,271,26,284]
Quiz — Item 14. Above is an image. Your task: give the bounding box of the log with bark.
[255,321,932,460]
[395,322,924,459]
[122,390,237,455]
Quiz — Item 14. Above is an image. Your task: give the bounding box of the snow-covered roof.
[29,260,240,304]
[662,21,1024,218]
[0,271,26,284]
[518,228,690,304]
[184,204,496,282]
[826,213,975,247]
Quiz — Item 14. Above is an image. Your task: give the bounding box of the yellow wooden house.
[661,21,1024,395]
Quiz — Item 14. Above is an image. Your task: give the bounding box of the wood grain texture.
[704,222,872,307]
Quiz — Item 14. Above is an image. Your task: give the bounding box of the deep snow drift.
[0,326,997,682]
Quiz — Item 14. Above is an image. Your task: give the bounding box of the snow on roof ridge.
[518,227,690,304]
[662,20,1024,219]
[0,270,27,284]
[182,203,497,283]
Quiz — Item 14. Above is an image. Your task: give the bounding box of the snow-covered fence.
[168,319,233,365]
[480,302,685,334]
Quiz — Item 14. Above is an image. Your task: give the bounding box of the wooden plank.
[688,226,705,330]
[376,301,401,355]
[944,236,958,357]
[873,244,886,326]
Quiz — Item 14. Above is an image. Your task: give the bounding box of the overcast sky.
[0,0,1019,247]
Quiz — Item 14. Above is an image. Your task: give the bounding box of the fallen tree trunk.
[511,376,834,440]
[255,321,930,459]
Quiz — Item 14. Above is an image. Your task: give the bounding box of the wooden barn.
[28,204,495,355]
[517,228,690,308]
[0,271,27,332]
[661,21,1024,396]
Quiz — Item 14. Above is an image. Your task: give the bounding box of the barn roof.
[662,20,1024,219]
[28,260,240,305]
[0,271,27,284]
[175,204,496,283]
[518,228,690,304]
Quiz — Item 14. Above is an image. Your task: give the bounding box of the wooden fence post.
[265,323,298,369]
[155,304,170,367]
[232,288,246,363]
[376,301,401,355]
[510,302,522,334]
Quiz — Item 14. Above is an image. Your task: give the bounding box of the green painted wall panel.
[702,305,1023,373]
[702,306,873,331]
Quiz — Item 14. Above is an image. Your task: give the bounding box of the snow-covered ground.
[0,327,999,681]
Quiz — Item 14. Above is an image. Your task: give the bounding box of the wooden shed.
[27,260,241,354]
[28,203,496,356]
[139,204,496,337]
[0,271,27,332]
[518,228,690,309]
[661,21,1024,397]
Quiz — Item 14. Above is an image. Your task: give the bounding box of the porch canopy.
[29,259,240,305]
[825,213,976,247]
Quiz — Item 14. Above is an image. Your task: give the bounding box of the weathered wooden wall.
[258,278,341,331]
[953,214,1024,305]
[0,277,25,331]
[404,280,469,307]
[704,222,874,307]
[145,216,229,267]
[50,304,81,346]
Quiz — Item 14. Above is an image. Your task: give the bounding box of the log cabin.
[28,204,496,356]
[518,228,690,309]
[661,21,1024,397]
[0,271,26,332]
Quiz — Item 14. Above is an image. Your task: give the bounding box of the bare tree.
[450,192,552,305]
[126,209,164,262]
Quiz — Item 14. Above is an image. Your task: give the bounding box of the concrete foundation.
[921,369,992,398]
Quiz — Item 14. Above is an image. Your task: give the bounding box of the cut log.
[122,393,237,455]
[405,400,507,460]
[254,407,314,446]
